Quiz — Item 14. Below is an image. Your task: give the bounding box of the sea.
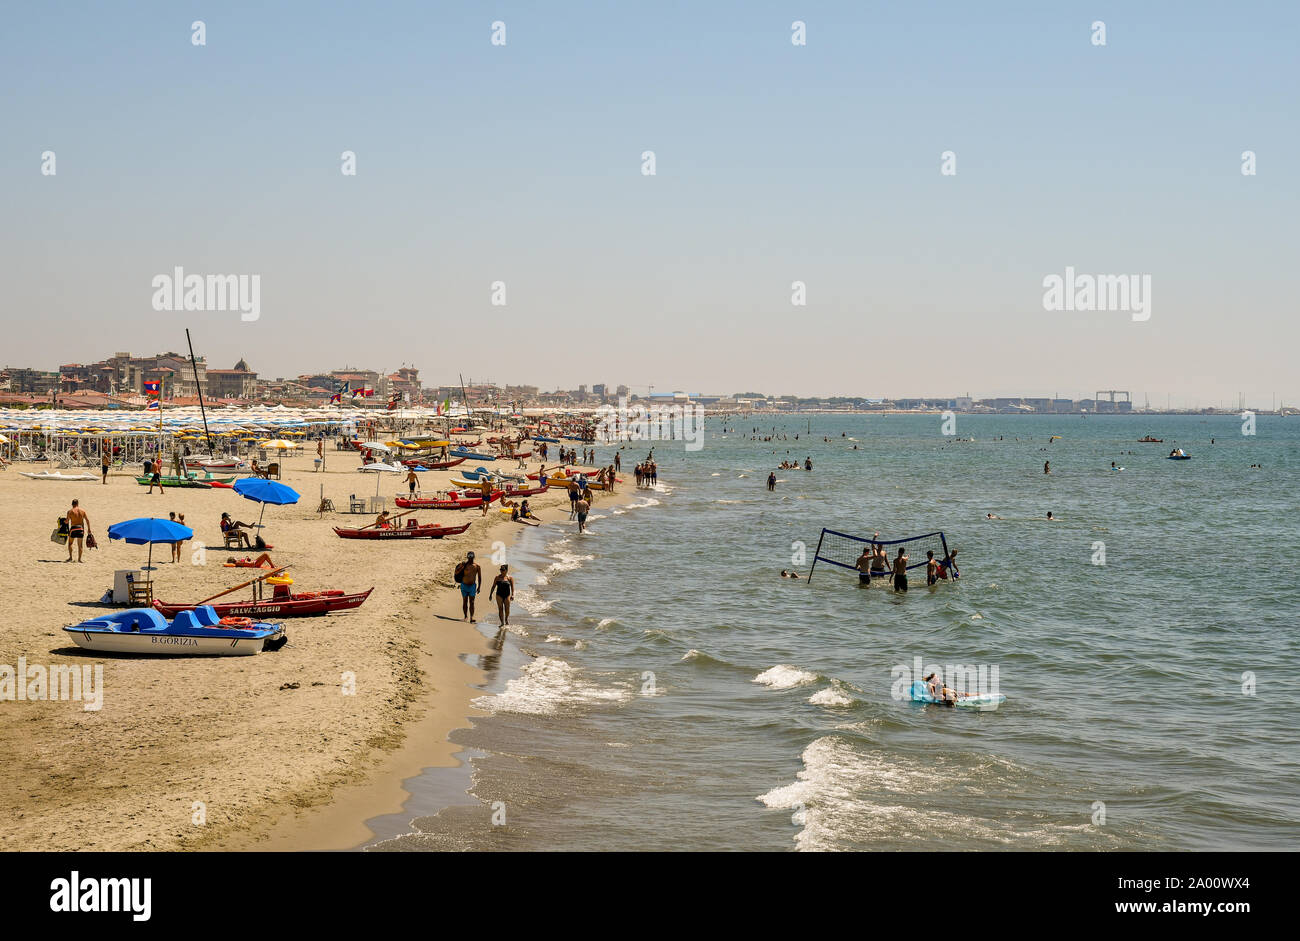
[364,413,1300,851]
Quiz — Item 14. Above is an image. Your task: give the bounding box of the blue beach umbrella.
[232,477,300,531]
[108,517,194,572]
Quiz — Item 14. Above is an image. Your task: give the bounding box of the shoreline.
[214,460,648,851]
[0,447,632,852]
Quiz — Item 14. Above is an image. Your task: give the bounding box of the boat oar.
[195,566,292,605]
[356,508,417,531]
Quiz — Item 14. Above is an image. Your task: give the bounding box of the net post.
[808,528,826,583]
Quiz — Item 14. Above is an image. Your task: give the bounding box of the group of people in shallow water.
[852,534,960,593]
[633,460,658,488]
[775,457,812,471]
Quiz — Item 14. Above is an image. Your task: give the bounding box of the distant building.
[206,358,258,399]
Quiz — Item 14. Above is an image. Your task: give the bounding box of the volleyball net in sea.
[807,528,952,582]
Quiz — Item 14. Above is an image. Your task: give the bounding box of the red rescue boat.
[395,491,502,510]
[401,456,466,470]
[333,520,472,539]
[153,588,374,618]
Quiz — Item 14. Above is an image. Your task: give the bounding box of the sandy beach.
[0,448,628,851]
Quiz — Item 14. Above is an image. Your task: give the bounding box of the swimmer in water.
[926,550,939,586]
[986,513,1001,520]
[1046,511,1055,520]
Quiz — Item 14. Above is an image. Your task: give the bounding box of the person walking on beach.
[65,499,89,563]
[568,481,580,518]
[169,512,182,562]
[147,457,165,494]
[614,452,621,472]
[100,449,110,485]
[479,477,493,517]
[575,495,590,533]
[455,551,482,622]
[892,547,909,592]
[767,471,776,491]
[492,564,515,627]
[405,468,419,498]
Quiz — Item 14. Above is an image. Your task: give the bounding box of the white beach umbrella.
[358,460,404,495]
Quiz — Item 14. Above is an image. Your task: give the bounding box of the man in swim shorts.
[926,550,939,586]
[65,499,89,562]
[871,539,889,579]
[855,547,873,585]
[892,548,909,592]
[575,496,589,533]
[455,551,482,621]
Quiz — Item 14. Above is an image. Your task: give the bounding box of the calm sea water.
[371,414,1300,851]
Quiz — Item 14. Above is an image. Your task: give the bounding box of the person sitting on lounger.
[220,512,253,548]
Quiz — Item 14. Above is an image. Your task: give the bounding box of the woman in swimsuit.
[492,564,515,626]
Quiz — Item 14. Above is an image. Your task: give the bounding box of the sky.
[1,1,1297,409]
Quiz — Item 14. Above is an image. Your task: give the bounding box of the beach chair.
[267,462,281,480]
[348,493,366,513]
[125,573,153,606]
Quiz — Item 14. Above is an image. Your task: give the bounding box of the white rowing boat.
[21,471,101,481]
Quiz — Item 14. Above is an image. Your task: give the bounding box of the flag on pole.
[144,381,161,410]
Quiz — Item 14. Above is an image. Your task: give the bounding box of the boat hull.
[395,493,500,509]
[333,523,471,539]
[64,631,273,656]
[401,457,465,470]
[153,589,373,618]
[63,607,285,657]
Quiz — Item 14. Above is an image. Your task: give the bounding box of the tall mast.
[186,329,216,455]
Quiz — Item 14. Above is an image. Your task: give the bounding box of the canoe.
[542,476,611,490]
[333,521,471,539]
[153,588,373,618]
[135,477,213,488]
[183,459,245,471]
[500,481,549,497]
[395,492,501,509]
[401,457,465,470]
[63,606,286,656]
[21,471,100,481]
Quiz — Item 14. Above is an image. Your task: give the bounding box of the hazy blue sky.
[2,2,1296,407]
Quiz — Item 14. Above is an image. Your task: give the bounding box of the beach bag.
[454,561,467,582]
[86,532,98,550]
[51,516,69,545]
[254,534,267,550]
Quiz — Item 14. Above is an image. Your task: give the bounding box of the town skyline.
[0,348,1291,414]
